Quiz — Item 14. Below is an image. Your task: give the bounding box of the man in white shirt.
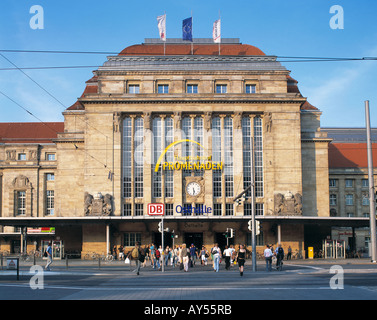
[264,245,273,272]
[223,246,232,270]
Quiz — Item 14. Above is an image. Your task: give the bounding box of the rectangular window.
[346,194,354,206]
[153,117,162,198]
[46,173,55,181]
[123,233,141,247]
[47,153,56,161]
[16,191,26,215]
[212,117,222,198]
[182,117,192,189]
[213,203,222,216]
[345,179,354,188]
[194,204,204,216]
[129,84,140,94]
[123,203,132,216]
[134,118,144,198]
[216,84,227,93]
[158,84,169,94]
[187,84,198,94]
[225,203,234,216]
[46,190,54,215]
[18,153,26,161]
[329,179,337,187]
[165,117,174,198]
[165,203,174,216]
[362,179,368,188]
[330,194,337,206]
[254,117,264,197]
[135,203,143,216]
[242,117,252,197]
[245,84,256,94]
[194,117,204,177]
[362,196,370,206]
[224,117,234,198]
[122,118,132,198]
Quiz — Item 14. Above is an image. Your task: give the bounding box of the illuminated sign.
[154,139,222,172]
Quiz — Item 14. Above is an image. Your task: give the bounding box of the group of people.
[125,242,248,276]
[263,243,286,271]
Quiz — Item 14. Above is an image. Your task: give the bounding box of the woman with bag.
[236,244,246,276]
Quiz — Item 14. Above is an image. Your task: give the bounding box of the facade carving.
[84,192,113,216]
[274,192,303,216]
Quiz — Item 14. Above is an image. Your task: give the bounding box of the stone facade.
[0,39,336,258]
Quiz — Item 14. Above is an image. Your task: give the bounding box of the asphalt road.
[1,259,377,301]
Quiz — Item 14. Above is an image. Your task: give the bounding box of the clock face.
[187,182,201,197]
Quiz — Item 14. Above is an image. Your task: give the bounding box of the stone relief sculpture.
[143,112,151,130]
[84,192,113,216]
[233,112,242,129]
[113,112,122,132]
[204,112,212,131]
[174,112,181,129]
[265,112,272,133]
[6,150,16,160]
[274,191,303,215]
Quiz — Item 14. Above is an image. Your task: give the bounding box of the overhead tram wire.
[0,89,109,170]
[0,53,112,171]
[0,52,117,146]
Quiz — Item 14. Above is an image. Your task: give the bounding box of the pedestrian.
[200,246,208,265]
[212,243,221,272]
[287,246,292,260]
[165,246,170,266]
[118,245,124,260]
[264,244,273,272]
[223,245,231,270]
[275,243,284,268]
[189,244,197,267]
[128,241,144,275]
[180,244,190,272]
[45,241,53,271]
[112,245,117,260]
[150,243,156,268]
[237,244,246,276]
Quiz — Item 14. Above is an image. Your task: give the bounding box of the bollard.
[98,257,101,270]
[66,254,69,269]
[0,254,3,270]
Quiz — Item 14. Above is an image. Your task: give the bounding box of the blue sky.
[1,0,376,127]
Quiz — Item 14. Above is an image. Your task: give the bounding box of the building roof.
[329,142,377,168]
[0,122,64,144]
[119,38,266,56]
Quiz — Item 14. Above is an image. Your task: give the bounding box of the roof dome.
[119,41,265,56]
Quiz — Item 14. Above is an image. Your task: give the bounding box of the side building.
[324,128,377,255]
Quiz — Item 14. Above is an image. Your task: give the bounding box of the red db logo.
[147,203,165,216]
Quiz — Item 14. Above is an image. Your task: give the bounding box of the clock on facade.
[186,181,201,197]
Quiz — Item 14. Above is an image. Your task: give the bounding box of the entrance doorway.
[184,233,203,250]
[153,232,173,249]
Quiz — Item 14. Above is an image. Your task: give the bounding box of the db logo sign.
[147,203,165,216]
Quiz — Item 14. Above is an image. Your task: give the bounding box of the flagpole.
[164,12,166,56]
[191,11,193,55]
[218,11,221,56]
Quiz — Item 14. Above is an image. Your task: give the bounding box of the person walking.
[264,244,273,272]
[128,241,144,275]
[189,244,197,267]
[45,242,53,271]
[236,244,246,276]
[287,246,292,260]
[180,244,190,272]
[223,245,231,270]
[212,243,221,272]
[275,243,284,269]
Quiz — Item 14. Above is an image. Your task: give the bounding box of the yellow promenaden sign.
[154,139,223,172]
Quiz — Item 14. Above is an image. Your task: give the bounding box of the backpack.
[131,247,139,259]
[138,248,145,262]
[278,247,284,255]
[155,250,160,258]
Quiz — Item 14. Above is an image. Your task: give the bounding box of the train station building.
[0,38,375,259]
